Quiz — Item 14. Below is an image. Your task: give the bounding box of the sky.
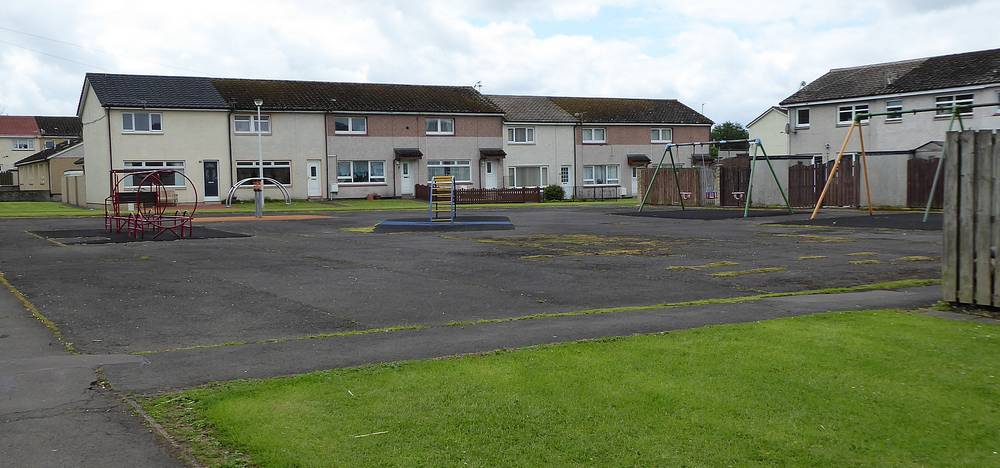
[0,0,998,125]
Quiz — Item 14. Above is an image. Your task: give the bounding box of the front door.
[483,160,497,189]
[400,161,414,195]
[203,160,219,201]
[560,165,573,199]
[306,160,322,198]
[631,167,640,196]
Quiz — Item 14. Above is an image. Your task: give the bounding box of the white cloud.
[0,0,997,125]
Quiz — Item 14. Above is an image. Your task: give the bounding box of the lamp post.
[254,98,264,218]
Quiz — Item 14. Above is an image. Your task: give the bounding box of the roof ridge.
[87,72,479,91]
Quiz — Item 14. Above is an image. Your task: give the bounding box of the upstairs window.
[582,127,606,143]
[12,139,33,150]
[935,94,974,117]
[122,112,162,133]
[650,128,672,143]
[425,118,455,135]
[507,127,534,144]
[837,104,869,125]
[885,99,903,122]
[334,117,367,134]
[234,115,270,133]
[795,108,810,128]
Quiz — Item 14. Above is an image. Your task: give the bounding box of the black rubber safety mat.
[374,216,514,233]
[30,227,251,244]
[768,213,942,231]
[616,209,796,220]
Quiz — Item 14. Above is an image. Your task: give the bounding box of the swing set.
[809,101,1000,221]
[637,138,793,216]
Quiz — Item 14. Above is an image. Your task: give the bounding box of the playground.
[1,204,940,360]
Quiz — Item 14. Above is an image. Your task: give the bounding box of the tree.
[709,121,749,156]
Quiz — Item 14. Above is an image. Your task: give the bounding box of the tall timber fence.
[942,130,999,307]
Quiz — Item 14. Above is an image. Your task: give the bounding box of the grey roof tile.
[485,95,577,122]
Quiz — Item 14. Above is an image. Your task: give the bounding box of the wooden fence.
[942,130,998,307]
[0,171,15,186]
[906,158,944,209]
[637,167,702,206]
[414,184,542,204]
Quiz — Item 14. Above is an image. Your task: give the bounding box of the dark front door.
[204,161,219,199]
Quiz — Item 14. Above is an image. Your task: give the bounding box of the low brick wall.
[0,189,52,202]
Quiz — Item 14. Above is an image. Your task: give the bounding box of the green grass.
[710,266,787,277]
[144,310,1000,467]
[0,201,98,218]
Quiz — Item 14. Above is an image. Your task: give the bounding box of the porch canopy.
[393,148,423,160]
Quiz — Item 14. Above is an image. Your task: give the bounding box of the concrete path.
[105,286,940,394]
[0,287,181,467]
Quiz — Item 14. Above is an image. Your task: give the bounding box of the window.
[425,118,455,135]
[935,94,974,117]
[234,115,270,133]
[507,127,535,144]
[650,128,673,143]
[837,104,869,125]
[336,160,385,184]
[123,161,185,187]
[995,91,1000,114]
[583,164,619,185]
[507,166,548,187]
[427,159,471,182]
[236,160,292,185]
[44,140,56,150]
[122,112,162,132]
[560,166,571,184]
[885,99,903,122]
[334,117,367,134]
[12,139,33,150]
[795,108,810,128]
[582,127,606,143]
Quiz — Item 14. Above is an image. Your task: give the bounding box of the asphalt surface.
[0,283,180,467]
[0,207,941,356]
[0,205,945,466]
[772,212,943,230]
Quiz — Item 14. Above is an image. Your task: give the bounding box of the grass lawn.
[145,310,1000,467]
[0,201,99,217]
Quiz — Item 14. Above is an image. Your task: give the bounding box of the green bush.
[543,185,565,201]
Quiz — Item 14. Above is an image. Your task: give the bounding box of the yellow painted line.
[0,272,76,354]
[24,230,66,247]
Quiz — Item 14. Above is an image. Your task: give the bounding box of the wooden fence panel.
[906,158,944,209]
[957,131,975,304]
[787,162,820,207]
[720,166,749,207]
[942,132,959,302]
[825,159,859,207]
[638,168,702,206]
[943,130,998,307]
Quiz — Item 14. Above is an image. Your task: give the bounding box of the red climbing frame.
[105,168,199,239]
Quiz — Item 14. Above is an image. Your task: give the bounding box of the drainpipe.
[324,113,331,200]
[226,109,234,197]
[106,106,113,200]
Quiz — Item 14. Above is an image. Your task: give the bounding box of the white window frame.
[560,166,571,184]
[650,128,673,143]
[334,117,367,135]
[583,164,620,186]
[426,159,471,182]
[425,118,455,136]
[995,90,1000,115]
[885,99,903,122]
[123,161,186,188]
[236,160,292,186]
[837,104,869,125]
[233,115,271,134]
[12,138,34,150]
[506,165,548,187]
[506,126,535,144]
[582,127,606,144]
[795,108,811,129]
[935,94,974,117]
[122,112,163,133]
[336,160,386,184]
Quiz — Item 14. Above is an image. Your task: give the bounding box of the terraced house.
[776,47,1000,206]
[76,72,710,206]
[0,115,81,173]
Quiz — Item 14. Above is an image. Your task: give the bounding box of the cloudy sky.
[0,0,997,124]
